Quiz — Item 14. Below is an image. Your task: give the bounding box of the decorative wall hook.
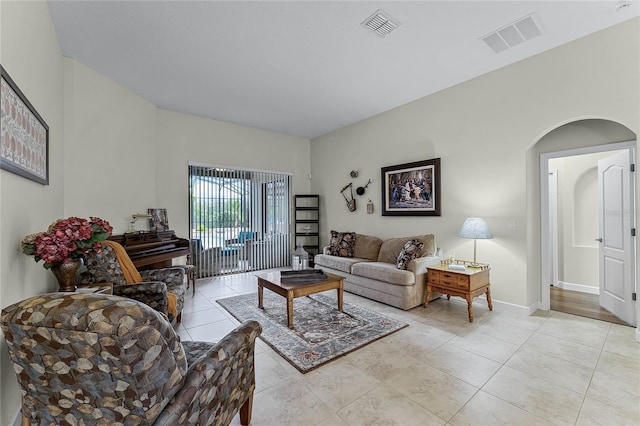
[350,170,359,178]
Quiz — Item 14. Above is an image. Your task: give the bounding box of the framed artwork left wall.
[0,65,49,185]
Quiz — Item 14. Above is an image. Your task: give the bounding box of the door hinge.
[631,164,635,172]
[633,292,637,301]
[632,228,637,237]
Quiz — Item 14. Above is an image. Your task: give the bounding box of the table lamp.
[458,218,493,266]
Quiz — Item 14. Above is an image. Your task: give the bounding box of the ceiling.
[48,1,639,139]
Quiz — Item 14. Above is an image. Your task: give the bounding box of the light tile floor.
[176,271,640,426]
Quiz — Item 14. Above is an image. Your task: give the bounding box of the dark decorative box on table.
[280,269,328,283]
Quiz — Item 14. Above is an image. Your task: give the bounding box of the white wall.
[64,66,312,238]
[0,1,65,424]
[311,18,640,308]
[154,109,310,241]
[63,59,158,233]
[63,61,312,240]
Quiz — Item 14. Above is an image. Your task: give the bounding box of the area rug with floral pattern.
[216,292,408,373]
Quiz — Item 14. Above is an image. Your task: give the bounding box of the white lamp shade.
[458,218,493,239]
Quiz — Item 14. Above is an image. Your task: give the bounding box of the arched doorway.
[532,119,637,326]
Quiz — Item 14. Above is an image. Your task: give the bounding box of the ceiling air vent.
[481,13,543,53]
[362,9,401,37]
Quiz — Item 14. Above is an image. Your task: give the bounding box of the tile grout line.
[573,322,613,425]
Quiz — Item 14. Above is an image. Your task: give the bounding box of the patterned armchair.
[78,242,187,322]
[1,292,262,426]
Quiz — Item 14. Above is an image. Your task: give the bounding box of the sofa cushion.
[351,262,415,286]
[378,234,436,264]
[396,239,424,270]
[329,230,356,257]
[314,254,368,274]
[354,234,383,260]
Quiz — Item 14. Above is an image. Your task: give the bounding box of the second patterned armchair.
[79,240,187,322]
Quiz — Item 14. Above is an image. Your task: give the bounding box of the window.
[189,163,291,276]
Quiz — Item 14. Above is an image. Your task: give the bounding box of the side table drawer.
[429,270,469,290]
[439,279,469,290]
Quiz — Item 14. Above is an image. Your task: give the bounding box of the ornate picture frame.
[0,65,49,185]
[381,158,441,216]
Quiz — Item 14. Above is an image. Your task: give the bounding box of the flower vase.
[51,259,82,292]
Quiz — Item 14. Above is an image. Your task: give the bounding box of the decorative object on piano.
[291,244,309,270]
[1,66,49,185]
[340,182,356,212]
[148,208,169,231]
[21,216,113,291]
[127,212,152,233]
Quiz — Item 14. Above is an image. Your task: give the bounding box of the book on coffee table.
[280,269,328,283]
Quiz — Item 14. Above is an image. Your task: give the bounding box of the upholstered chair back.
[79,242,129,286]
[1,293,187,425]
[78,242,187,323]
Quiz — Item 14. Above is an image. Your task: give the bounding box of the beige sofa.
[314,233,442,310]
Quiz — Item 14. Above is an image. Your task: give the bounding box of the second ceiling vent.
[481,13,543,53]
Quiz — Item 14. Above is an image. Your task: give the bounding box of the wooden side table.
[424,261,492,322]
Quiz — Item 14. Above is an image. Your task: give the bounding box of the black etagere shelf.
[294,195,320,266]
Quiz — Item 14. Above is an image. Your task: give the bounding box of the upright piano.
[109,230,191,270]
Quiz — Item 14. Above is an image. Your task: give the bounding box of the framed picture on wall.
[381,158,441,216]
[0,65,49,185]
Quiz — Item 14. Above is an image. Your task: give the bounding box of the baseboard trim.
[446,294,530,314]
[555,281,599,295]
[528,301,542,315]
[11,409,21,426]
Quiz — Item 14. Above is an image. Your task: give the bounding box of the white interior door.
[597,150,636,326]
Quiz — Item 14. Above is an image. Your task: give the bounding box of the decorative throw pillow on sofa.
[396,239,424,269]
[329,230,356,257]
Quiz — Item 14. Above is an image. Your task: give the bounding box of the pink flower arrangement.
[21,216,113,269]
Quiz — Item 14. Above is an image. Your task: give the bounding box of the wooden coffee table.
[256,270,344,329]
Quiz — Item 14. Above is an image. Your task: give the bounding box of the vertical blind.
[188,163,291,276]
